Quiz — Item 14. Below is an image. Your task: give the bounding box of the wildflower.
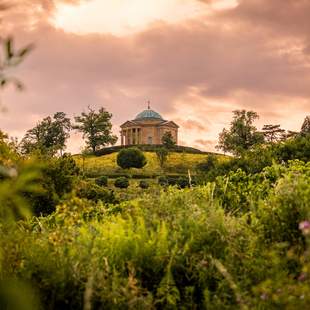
[298,272,307,282]
[299,221,310,235]
[260,293,268,301]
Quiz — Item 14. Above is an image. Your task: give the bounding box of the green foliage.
[20,112,71,155]
[0,160,42,222]
[0,130,19,166]
[155,147,169,168]
[176,176,190,189]
[116,147,147,169]
[158,175,168,186]
[74,107,117,153]
[76,180,116,203]
[95,175,108,187]
[139,180,149,189]
[26,154,80,216]
[1,160,310,309]
[275,135,310,162]
[262,124,286,143]
[217,110,264,155]
[162,131,176,148]
[114,177,129,189]
[300,116,310,136]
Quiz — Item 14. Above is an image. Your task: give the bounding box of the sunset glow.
[52,0,207,35]
[1,0,310,153]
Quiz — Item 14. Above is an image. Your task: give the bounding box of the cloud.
[194,139,216,148]
[1,0,309,152]
[176,119,209,132]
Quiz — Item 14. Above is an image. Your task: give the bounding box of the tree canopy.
[74,107,117,153]
[20,112,71,155]
[217,110,264,156]
[301,116,310,136]
[262,124,286,143]
[162,131,176,149]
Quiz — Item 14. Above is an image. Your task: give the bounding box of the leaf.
[5,37,14,59]
[18,44,34,58]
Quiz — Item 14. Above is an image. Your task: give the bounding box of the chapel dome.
[135,108,163,120]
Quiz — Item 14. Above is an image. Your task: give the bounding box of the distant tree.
[74,107,117,153]
[262,124,286,143]
[301,116,310,136]
[162,131,176,149]
[20,112,71,155]
[216,110,264,156]
[286,130,299,139]
[156,147,169,168]
[117,147,147,169]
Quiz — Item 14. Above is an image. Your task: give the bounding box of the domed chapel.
[120,103,179,146]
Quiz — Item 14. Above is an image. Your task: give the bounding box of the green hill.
[74,151,227,178]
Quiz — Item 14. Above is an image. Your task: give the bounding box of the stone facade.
[120,107,179,146]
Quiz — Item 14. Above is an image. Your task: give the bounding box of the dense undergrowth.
[1,157,310,309]
[1,127,310,309]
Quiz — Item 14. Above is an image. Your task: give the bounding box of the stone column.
[135,128,138,145]
[125,130,128,145]
[121,131,124,146]
[130,128,133,145]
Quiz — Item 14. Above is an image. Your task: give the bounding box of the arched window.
[148,136,153,144]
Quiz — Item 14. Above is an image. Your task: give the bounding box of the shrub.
[155,147,169,168]
[114,177,129,189]
[27,154,80,216]
[158,176,168,186]
[95,176,108,187]
[116,147,147,169]
[139,180,149,189]
[177,176,190,188]
[76,180,115,203]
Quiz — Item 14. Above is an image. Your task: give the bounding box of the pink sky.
[1,0,309,153]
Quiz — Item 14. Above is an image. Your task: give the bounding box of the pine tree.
[301,116,310,136]
[262,124,286,143]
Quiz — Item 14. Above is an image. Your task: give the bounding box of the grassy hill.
[74,151,227,178]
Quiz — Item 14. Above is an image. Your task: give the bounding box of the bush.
[76,180,115,203]
[116,148,147,169]
[177,176,190,188]
[158,176,168,186]
[95,176,108,187]
[27,154,80,216]
[139,180,149,189]
[114,177,129,189]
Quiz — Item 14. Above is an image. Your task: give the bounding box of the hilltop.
[74,149,227,178]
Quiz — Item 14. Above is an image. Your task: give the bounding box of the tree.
[216,110,264,156]
[74,107,117,153]
[117,147,147,169]
[20,112,71,155]
[156,147,169,169]
[301,116,310,136]
[162,131,176,149]
[262,124,286,143]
